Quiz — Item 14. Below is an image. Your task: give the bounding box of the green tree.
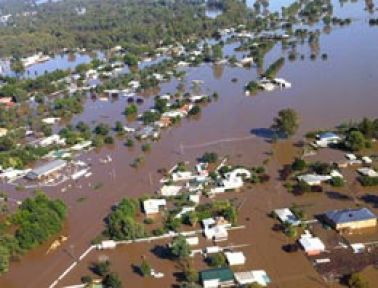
[140,258,151,277]
[92,260,111,277]
[348,273,369,288]
[292,158,306,171]
[10,59,25,75]
[271,108,299,137]
[207,252,226,267]
[124,104,138,116]
[0,246,10,274]
[102,272,122,288]
[346,131,366,151]
[171,235,191,260]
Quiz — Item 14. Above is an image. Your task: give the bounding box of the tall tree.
[271,108,299,137]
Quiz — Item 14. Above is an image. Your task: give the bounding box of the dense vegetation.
[105,198,146,240]
[0,192,67,274]
[0,0,250,57]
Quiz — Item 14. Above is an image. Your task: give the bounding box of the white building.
[160,185,182,197]
[298,232,325,256]
[225,251,246,266]
[234,270,271,287]
[143,199,167,215]
[274,208,300,226]
[297,174,331,186]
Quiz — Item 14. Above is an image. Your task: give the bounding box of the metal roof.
[200,267,234,282]
[27,159,67,178]
[325,208,376,224]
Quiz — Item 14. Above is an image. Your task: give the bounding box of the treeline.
[263,57,285,78]
[0,0,250,58]
[0,192,67,274]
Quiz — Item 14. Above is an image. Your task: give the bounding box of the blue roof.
[318,132,338,140]
[325,208,376,224]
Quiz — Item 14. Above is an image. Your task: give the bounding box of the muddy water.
[1,2,378,288]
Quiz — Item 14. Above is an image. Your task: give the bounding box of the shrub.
[207,253,226,267]
[292,158,306,171]
[331,176,344,187]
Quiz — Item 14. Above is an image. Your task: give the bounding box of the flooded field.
[0,1,378,287]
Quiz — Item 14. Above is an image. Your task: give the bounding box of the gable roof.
[325,208,376,224]
[200,267,234,282]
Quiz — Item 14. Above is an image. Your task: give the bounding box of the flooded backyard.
[0,0,378,287]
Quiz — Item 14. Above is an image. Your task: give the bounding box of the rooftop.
[325,208,376,224]
[200,267,234,282]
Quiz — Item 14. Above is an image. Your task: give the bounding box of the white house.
[33,134,66,147]
[234,270,271,287]
[298,232,325,256]
[225,251,246,266]
[274,208,301,226]
[357,168,378,177]
[143,199,167,215]
[315,132,341,147]
[202,217,230,241]
[297,174,331,186]
[160,185,182,197]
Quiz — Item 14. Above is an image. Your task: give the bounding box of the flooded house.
[234,270,271,287]
[297,174,331,186]
[202,217,230,242]
[274,208,301,226]
[315,132,342,148]
[298,231,326,256]
[31,134,66,148]
[25,159,67,180]
[323,208,377,232]
[143,199,167,216]
[200,267,235,288]
[225,251,246,266]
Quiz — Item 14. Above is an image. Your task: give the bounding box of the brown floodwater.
[1,2,378,287]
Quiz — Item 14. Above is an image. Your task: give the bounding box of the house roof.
[27,159,67,178]
[318,132,339,140]
[200,267,234,282]
[274,208,300,226]
[325,208,376,224]
[234,270,271,286]
[299,236,325,252]
[225,251,246,266]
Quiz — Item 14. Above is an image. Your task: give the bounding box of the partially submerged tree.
[171,235,191,260]
[271,108,299,137]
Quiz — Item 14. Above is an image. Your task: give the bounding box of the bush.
[141,143,151,152]
[92,260,111,277]
[144,218,154,224]
[292,158,306,171]
[207,252,226,267]
[359,176,378,187]
[125,138,134,147]
[81,275,92,284]
[189,105,201,116]
[140,259,151,277]
[104,136,114,144]
[200,152,218,164]
[331,176,344,187]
